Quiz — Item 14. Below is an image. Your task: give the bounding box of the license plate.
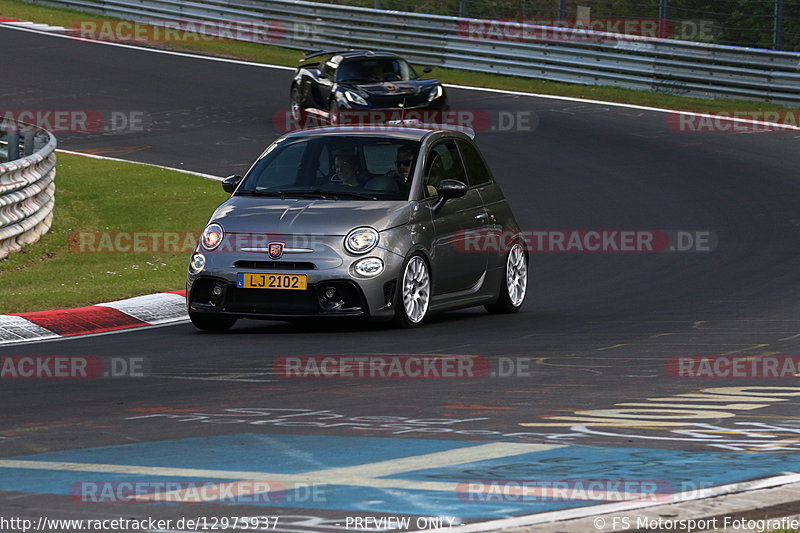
[237,273,308,290]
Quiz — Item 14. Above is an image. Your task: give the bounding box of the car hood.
[343,80,438,97]
[209,197,413,235]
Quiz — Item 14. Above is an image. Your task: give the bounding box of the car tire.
[189,312,237,332]
[290,85,305,121]
[485,243,527,314]
[393,254,431,328]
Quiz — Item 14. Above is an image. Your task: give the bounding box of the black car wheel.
[485,243,527,314]
[393,254,431,328]
[189,311,237,331]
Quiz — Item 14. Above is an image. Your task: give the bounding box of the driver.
[387,145,417,190]
[334,154,369,187]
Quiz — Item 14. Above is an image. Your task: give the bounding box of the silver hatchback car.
[187,124,528,330]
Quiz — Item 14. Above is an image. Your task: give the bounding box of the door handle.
[475,213,489,223]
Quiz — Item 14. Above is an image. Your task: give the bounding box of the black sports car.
[289,50,449,125]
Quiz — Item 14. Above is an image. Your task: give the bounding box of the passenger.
[334,154,369,187]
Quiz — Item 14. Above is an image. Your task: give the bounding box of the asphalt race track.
[2,25,800,531]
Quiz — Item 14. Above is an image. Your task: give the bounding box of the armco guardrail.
[0,120,57,260]
[20,0,800,104]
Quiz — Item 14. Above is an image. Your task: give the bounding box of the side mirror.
[437,179,468,199]
[433,179,467,210]
[319,72,329,79]
[222,175,243,194]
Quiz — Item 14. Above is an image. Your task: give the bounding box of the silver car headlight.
[353,257,384,277]
[189,252,206,274]
[345,227,379,254]
[201,223,224,251]
[344,90,368,106]
[428,85,443,101]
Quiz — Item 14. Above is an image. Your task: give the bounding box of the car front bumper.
[187,247,404,321]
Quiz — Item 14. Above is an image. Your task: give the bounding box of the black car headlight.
[345,90,368,106]
[428,85,444,101]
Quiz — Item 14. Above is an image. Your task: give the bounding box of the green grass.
[0,0,792,113]
[0,154,228,313]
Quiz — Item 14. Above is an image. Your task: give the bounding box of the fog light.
[319,285,345,311]
[209,282,226,307]
[189,253,206,274]
[353,257,384,277]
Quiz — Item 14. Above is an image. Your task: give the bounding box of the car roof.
[280,124,474,141]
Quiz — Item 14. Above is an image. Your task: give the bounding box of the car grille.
[226,286,322,314]
[368,94,426,107]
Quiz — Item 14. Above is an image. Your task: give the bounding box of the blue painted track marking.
[1,434,800,518]
[9,434,482,473]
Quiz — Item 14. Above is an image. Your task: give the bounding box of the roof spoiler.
[301,49,371,61]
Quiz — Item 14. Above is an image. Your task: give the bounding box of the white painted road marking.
[0,443,677,502]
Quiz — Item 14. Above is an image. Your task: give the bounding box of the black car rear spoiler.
[301,49,371,61]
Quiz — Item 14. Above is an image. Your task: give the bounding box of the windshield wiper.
[238,189,378,200]
[277,189,378,200]
[328,190,378,200]
[274,189,331,199]
[235,190,286,197]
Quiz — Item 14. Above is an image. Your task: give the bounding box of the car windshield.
[336,58,418,83]
[237,136,421,201]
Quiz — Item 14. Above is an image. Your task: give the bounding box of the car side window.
[457,140,493,187]
[424,141,467,197]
